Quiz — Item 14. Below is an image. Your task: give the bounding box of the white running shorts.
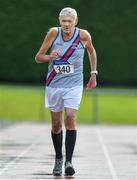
[45,86,83,112]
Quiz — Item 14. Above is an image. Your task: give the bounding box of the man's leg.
[51,111,63,176]
[64,108,77,176]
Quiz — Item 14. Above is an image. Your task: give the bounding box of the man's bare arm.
[80,29,97,90]
[35,27,58,63]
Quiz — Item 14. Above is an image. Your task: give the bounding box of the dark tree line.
[0,0,136,86]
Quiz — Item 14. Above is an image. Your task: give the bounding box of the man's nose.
[64,21,69,26]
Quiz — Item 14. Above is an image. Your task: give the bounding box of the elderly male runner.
[35,7,97,176]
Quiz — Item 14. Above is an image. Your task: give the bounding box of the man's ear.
[75,17,78,25]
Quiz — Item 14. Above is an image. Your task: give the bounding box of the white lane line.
[0,138,40,177]
[96,127,118,180]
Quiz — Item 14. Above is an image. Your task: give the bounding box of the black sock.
[51,130,63,159]
[65,130,77,163]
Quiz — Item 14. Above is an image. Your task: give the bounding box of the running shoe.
[65,161,75,176]
[52,158,63,176]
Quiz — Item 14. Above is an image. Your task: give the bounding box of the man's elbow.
[35,55,40,63]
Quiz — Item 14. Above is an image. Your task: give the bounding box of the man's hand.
[86,74,97,90]
[50,50,60,60]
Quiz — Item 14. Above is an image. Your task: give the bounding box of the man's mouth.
[64,27,69,30]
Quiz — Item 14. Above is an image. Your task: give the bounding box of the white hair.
[59,7,77,19]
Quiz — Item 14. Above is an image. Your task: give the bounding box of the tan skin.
[35,16,97,134]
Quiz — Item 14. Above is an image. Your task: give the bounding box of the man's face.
[59,16,77,34]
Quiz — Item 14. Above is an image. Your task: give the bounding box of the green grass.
[0,85,136,124]
[99,95,137,124]
[78,92,137,124]
[0,85,45,121]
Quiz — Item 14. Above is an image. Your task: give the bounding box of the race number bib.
[53,60,74,74]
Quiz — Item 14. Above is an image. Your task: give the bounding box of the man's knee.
[51,111,62,134]
[66,112,76,121]
[52,121,62,134]
[65,112,76,129]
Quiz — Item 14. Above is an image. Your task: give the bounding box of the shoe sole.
[53,170,62,176]
[53,172,62,176]
[65,166,75,176]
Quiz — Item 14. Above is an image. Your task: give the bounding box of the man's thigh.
[63,86,83,110]
[45,87,64,112]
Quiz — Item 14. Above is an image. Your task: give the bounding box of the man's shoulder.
[79,28,91,41]
[49,27,58,32]
[47,27,58,36]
